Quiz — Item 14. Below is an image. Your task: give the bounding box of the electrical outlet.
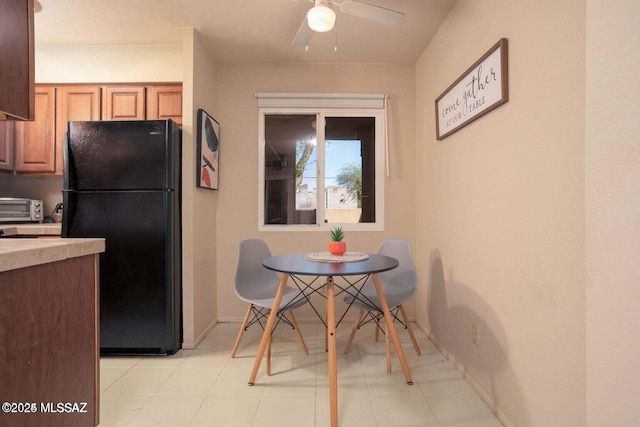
[472,323,480,347]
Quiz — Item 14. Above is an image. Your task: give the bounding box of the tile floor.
[99,321,503,426]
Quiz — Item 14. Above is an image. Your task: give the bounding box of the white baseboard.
[415,319,513,427]
[216,316,326,324]
[182,319,218,350]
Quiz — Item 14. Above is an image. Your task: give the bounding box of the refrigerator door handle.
[63,131,71,190]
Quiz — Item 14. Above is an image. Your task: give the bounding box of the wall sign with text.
[435,38,509,140]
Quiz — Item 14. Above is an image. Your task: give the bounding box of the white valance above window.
[255,93,386,109]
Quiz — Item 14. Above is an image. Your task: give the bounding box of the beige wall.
[416,1,586,425]
[214,62,416,322]
[35,44,183,83]
[585,0,640,425]
[181,29,219,348]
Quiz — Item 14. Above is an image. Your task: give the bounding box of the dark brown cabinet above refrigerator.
[0,0,35,121]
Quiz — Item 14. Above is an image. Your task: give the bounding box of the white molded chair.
[231,239,309,373]
[343,238,421,372]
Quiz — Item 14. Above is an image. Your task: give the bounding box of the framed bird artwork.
[196,108,220,190]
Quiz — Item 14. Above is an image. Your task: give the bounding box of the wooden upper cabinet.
[147,84,183,125]
[0,122,14,171]
[102,86,146,121]
[0,0,35,120]
[14,86,56,173]
[55,85,101,174]
[4,83,181,175]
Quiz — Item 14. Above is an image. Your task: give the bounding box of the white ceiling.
[33,0,456,63]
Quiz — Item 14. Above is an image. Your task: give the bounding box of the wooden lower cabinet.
[0,254,100,427]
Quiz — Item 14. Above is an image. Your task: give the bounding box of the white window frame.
[257,95,386,232]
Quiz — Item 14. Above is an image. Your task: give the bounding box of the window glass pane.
[324,117,375,224]
[264,114,317,225]
[296,139,317,211]
[261,111,380,229]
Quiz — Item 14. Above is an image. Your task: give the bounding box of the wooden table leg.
[325,288,329,352]
[371,274,413,385]
[248,274,288,385]
[326,276,338,427]
[266,332,272,376]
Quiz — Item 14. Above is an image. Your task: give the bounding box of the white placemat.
[305,252,370,263]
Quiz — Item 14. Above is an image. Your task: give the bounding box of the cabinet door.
[0,254,99,427]
[0,122,14,171]
[102,86,145,121]
[14,86,56,173]
[0,0,35,121]
[55,85,101,174]
[147,84,182,125]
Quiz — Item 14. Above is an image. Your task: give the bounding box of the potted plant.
[328,226,346,256]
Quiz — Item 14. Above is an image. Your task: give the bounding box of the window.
[258,94,386,231]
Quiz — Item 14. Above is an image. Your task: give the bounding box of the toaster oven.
[0,198,44,223]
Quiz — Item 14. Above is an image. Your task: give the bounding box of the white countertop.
[0,223,62,236]
[0,238,105,272]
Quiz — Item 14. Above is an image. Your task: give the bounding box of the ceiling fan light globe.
[307,6,336,32]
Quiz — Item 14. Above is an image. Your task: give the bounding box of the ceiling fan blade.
[339,1,404,26]
[291,17,314,47]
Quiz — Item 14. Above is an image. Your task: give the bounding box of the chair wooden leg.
[248,275,288,385]
[384,318,391,374]
[344,310,364,356]
[371,274,412,384]
[399,305,421,356]
[375,315,380,342]
[231,304,253,357]
[288,310,309,355]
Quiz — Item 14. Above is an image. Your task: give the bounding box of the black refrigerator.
[62,120,182,355]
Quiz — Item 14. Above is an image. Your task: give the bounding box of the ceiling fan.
[291,0,405,48]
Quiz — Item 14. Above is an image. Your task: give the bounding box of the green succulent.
[329,226,344,242]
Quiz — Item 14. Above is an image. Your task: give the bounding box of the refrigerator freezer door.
[63,190,181,354]
[65,120,180,191]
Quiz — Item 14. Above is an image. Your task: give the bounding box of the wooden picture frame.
[196,108,219,190]
[435,38,509,140]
